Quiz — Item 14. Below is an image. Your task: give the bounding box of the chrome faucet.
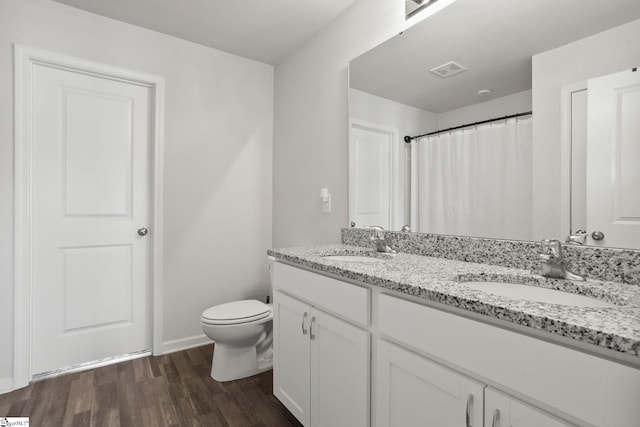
[538,239,585,281]
[566,230,587,245]
[369,226,397,254]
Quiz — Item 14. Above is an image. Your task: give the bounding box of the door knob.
[137,227,149,236]
[591,230,605,241]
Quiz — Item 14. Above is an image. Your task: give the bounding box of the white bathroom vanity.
[269,245,640,427]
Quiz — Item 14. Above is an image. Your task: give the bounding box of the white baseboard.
[0,377,14,395]
[161,334,211,355]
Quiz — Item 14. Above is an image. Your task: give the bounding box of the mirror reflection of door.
[349,121,398,230]
[586,68,640,249]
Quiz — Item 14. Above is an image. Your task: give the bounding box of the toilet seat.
[202,300,271,325]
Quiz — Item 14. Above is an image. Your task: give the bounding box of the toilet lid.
[202,300,271,325]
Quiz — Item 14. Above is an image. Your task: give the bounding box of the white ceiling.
[350,0,640,113]
[52,0,358,65]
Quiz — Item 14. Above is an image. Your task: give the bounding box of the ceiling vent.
[406,0,441,19]
[429,61,467,78]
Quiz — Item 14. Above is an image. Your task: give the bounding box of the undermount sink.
[322,255,385,263]
[462,281,617,308]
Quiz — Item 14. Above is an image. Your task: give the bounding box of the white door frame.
[560,80,587,238]
[13,45,165,389]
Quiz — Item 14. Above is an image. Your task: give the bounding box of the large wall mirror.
[348,0,640,249]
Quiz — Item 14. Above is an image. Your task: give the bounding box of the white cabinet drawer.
[378,293,640,427]
[273,261,370,325]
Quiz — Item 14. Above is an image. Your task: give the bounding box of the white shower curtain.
[410,117,532,240]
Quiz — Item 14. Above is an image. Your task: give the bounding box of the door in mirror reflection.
[349,121,399,230]
[587,69,640,249]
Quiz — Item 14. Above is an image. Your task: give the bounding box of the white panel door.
[587,69,640,249]
[31,62,151,375]
[485,388,572,427]
[376,340,484,427]
[273,291,311,426]
[349,124,393,229]
[310,308,369,427]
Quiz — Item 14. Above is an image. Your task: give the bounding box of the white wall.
[532,18,640,240]
[350,88,531,136]
[272,0,407,247]
[438,90,532,129]
[0,0,273,390]
[349,88,437,137]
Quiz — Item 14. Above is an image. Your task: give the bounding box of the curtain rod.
[403,111,532,143]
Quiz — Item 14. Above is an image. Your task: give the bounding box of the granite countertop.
[268,244,640,360]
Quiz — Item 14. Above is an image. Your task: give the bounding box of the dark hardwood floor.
[0,344,302,427]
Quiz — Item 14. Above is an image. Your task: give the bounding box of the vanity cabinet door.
[310,308,369,427]
[273,291,311,426]
[485,388,572,427]
[274,290,370,427]
[376,340,484,427]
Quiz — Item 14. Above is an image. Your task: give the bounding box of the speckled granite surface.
[341,228,640,285]
[267,244,640,359]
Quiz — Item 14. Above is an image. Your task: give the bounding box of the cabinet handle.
[310,316,316,340]
[465,394,473,427]
[491,409,500,427]
[301,312,308,335]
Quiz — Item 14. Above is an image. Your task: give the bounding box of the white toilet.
[201,299,273,382]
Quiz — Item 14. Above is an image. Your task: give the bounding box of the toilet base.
[211,344,273,382]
